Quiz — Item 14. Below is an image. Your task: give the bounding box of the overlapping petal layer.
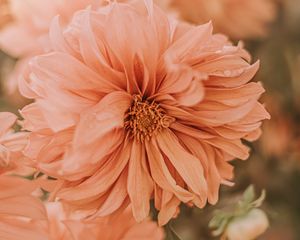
[0,176,163,240]
[0,176,48,240]
[0,0,97,96]
[0,112,29,174]
[47,203,164,240]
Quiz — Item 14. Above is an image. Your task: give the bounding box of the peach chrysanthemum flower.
[46,203,164,240]
[155,0,277,39]
[0,175,48,240]
[0,0,96,57]
[20,0,269,225]
[0,0,96,96]
[0,176,163,240]
[0,112,29,174]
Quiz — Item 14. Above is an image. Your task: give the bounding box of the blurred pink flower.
[0,0,96,99]
[260,98,293,158]
[0,0,12,29]
[46,203,164,240]
[0,0,96,57]
[156,0,278,39]
[0,112,29,174]
[0,175,48,240]
[0,175,163,240]
[20,0,269,225]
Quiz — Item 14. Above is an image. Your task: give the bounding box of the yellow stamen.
[124,95,175,142]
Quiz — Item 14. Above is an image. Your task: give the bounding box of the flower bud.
[225,208,269,240]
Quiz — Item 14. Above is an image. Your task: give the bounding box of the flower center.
[124,95,175,142]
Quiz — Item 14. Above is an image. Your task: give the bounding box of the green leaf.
[209,211,232,237]
[242,185,255,204]
[211,217,230,237]
[251,189,266,208]
[209,211,229,228]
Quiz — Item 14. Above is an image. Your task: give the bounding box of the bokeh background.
[0,0,300,239]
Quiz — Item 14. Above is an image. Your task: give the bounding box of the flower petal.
[157,130,207,199]
[146,139,193,202]
[127,142,153,222]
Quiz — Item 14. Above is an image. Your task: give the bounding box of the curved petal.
[146,139,193,202]
[0,24,40,57]
[95,169,128,217]
[73,91,131,146]
[127,141,153,222]
[0,112,17,137]
[204,138,250,160]
[57,143,131,201]
[158,194,180,226]
[157,130,207,200]
[30,52,122,95]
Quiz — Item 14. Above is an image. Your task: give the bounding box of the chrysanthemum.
[0,176,163,240]
[0,0,96,95]
[0,176,47,240]
[46,203,164,240]
[0,0,96,57]
[20,0,269,225]
[155,0,278,39]
[0,112,29,174]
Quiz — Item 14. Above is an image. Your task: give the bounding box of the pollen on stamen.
[124,95,175,142]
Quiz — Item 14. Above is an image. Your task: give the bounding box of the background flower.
[46,203,164,240]
[0,0,96,57]
[0,0,96,103]
[155,0,278,39]
[0,0,12,30]
[0,175,48,240]
[0,112,30,174]
[0,176,164,240]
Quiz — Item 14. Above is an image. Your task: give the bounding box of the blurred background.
[1,0,300,239]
